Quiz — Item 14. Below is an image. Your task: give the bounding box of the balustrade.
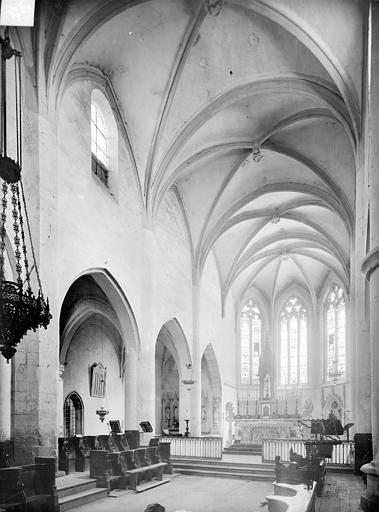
[160,436,222,459]
[262,438,354,467]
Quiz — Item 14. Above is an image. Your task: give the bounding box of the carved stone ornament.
[204,0,224,17]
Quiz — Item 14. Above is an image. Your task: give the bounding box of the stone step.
[171,458,273,470]
[174,467,274,481]
[59,487,108,512]
[57,477,98,498]
[173,462,274,474]
[135,477,171,493]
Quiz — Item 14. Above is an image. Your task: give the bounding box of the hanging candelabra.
[0,31,51,362]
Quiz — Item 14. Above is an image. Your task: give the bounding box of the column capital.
[362,246,379,281]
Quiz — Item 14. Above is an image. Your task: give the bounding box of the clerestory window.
[91,101,109,186]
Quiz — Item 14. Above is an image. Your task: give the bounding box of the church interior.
[0,0,379,511]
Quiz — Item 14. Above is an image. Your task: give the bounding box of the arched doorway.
[201,344,222,436]
[155,319,191,435]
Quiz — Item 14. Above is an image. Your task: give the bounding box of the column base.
[360,462,379,511]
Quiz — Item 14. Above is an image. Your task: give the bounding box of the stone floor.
[68,474,273,512]
[314,473,365,512]
[67,471,366,512]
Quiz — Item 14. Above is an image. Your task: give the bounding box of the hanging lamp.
[95,318,109,422]
[0,31,51,362]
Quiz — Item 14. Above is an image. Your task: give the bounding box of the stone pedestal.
[361,462,379,511]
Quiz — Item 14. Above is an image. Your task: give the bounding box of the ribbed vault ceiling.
[47,0,363,310]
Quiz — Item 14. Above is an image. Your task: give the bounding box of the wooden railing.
[160,436,223,459]
[262,438,354,467]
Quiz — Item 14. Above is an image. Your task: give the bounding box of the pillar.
[124,348,138,430]
[360,2,379,508]
[190,281,202,436]
[57,364,65,438]
[0,357,11,438]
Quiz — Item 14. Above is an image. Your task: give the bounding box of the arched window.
[64,392,83,436]
[240,300,262,384]
[280,296,308,385]
[326,284,346,381]
[91,101,109,186]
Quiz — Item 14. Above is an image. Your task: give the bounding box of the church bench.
[90,447,167,493]
[89,450,126,494]
[275,454,326,497]
[0,457,58,512]
[156,441,173,474]
[122,448,166,491]
[0,442,14,469]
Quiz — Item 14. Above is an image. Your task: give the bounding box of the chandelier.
[0,32,51,362]
[181,363,196,388]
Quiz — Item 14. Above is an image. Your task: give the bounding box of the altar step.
[172,457,275,481]
[223,442,262,455]
[56,473,107,512]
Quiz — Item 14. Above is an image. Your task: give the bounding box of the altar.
[235,418,299,443]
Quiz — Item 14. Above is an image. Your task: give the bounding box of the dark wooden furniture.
[123,447,166,491]
[90,450,126,494]
[58,431,138,474]
[0,442,14,469]
[90,445,168,493]
[354,433,373,478]
[0,457,58,512]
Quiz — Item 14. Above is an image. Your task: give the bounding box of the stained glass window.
[326,284,346,381]
[280,296,308,385]
[240,300,262,384]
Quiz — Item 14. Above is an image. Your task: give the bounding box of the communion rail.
[262,438,354,467]
[160,436,223,459]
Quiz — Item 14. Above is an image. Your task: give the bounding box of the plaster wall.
[63,320,124,435]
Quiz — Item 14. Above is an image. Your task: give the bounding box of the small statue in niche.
[264,374,271,399]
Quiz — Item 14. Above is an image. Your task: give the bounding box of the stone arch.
[62,267,141,355]
[59,268,140,435]
[155,318,191,435]
[201,344,222,435]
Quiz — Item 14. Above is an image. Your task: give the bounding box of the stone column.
[57,364,65,438]
[0,357,11,438]
[190,281,202,436]
[360,2,379,508]
[124,348,138,430]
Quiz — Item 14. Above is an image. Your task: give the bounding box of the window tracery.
[326,284,346,381]
[240,299,262,384]
[280,296,308,385]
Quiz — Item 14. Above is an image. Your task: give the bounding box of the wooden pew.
[157,441,173,474]
[89,450,126,494]
[90,447,168,493]
[0,466,24,511]
[0,457,58,512]
[76,436,98,472]
[0,442,14,469]
[121,448,167,491]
